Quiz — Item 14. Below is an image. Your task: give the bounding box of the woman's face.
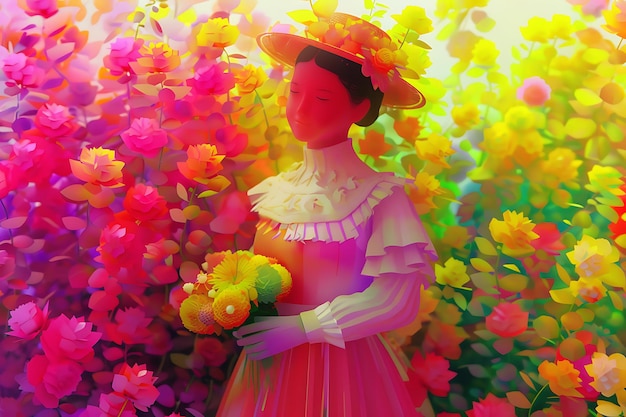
[286,59,369,149]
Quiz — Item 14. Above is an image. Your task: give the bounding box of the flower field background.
[1,0,626,416]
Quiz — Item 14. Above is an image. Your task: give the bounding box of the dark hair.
[295,46,383,127]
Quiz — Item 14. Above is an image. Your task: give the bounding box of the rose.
[188,62,235,96]
[177,144,225,183]
[25,355,83,409]
[410,351,456,397]
[103,37,144,76]
[24,0,58,18]
[123,183,168,221]
[121,118,168,158]
[40,314,102,362]
[7,302,49,340]
[112,363,159,412]
[2,53,42,88]
[34,103,77,138]
[485,302,528,338]
[466,393,516,417]
[517,76,551,106]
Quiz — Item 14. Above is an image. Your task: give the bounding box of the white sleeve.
[299,187,437,348]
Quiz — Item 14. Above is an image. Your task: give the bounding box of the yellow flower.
[212,287,251,330]
[550,14,573,40]
[462,0,489,7]
[541,148,582,188]
[489,210,539,256]
[69,147,125,187]
[209,250,259,292]
[435,257,470,288]
[504,106,536,131]
[415,133,456,168]
[603,1,626,39]
[521,16,551,43]
[569,276,607,303]
[566,235,620,278]
[134,42,180,74]
[197,17,239,48]
[402,43,432,77]
[586,165,625,196]
[511,130,544,166]
[409,172,444,214]
[538,360,583,398]
[391,6,434,35]
[480,122,517,158]
[471,38,499,67]
[585,352,626,397]
[179,294,215,334]
[234,64,268,95]
[451,102,480,130]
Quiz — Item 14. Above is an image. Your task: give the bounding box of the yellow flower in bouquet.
[179,251,292,333]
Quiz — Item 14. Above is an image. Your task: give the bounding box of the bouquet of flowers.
[179,250,292,334]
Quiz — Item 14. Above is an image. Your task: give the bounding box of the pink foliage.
[34,103,78,138]
[40,314,101,363]
[103,37,144,76]
[112,363,160,412]
[7,301,49,340]
[2,52,42,88]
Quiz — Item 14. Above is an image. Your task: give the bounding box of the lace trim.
[253,177,406,243]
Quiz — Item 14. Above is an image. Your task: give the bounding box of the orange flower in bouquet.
[179,250,292,334]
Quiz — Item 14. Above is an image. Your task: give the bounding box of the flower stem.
[116,399,129,417]
[528,383,549,416]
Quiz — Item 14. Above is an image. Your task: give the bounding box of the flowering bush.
[1,0,626,416]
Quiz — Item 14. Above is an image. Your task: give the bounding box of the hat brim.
[257,33,426,109]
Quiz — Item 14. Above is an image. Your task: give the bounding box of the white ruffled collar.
[248,139,406,242]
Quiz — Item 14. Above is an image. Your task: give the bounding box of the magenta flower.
[2,52,41,88]
[96,392,137,417]
[34,103,77,138]
[24,0,59,18]
[25,355,83,408]
[516,76,551,107]
[121,118,168,158]
[103,37,144,76]
[112,363,159,412]
[105,307,152,345]
[7,302,49,340]
[188,61,235,96]
[40,315,102,363]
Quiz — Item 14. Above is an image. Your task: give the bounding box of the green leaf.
[475,236,498,256]
[453,292,468,310]
[596,204,618,223]
[499,274,529,293]
[471,272,499,294]
[503,264,521,273]
[533,315,560,340]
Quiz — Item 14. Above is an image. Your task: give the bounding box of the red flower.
[121,118,168,158]
[410,351,456,396]
[188,61,235,96]
[97,392,138,417]
[7,302,49,340]
[123,183,168,222]
[104,307,152,345]
[40,314,101,363]
[485,302,528,338]
[103,37,144,76]
[34,103,78,138]
[466,393,516,417]
[112,363,159,412]
[195,337,228,367]
[24,0,58,18]
[25,355,83,408]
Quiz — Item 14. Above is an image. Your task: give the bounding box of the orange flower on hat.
[361,37,408,92]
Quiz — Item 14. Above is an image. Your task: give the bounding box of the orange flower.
[393,116,423,141]
[131,42,180,74]
[177,144,225,184]
[233,64,267,95]
[415,133,455,168]
[489,210,539,256]
[212,287,251,330]
[538,360,583,398]
[584,352,626,397]
[179,294,216,335]
[408,172,444,214]
[359,130,392,160]
[69,147,124,187]
[602,1,626,39]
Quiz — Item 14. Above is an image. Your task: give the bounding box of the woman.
[217,13,437,417]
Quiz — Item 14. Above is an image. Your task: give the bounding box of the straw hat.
[257,12,426,109]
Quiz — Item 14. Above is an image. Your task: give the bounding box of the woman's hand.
[234,315,308,360]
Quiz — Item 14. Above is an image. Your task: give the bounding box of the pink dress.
[217,139,437,417]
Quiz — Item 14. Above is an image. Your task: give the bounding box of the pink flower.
[97,392,138,417]
[466,393,516,417]
[40,314,102,363]
[25,355,83,408]
[0,249,15,280]
[2,53,41,88]
[485,302,528,338]
[103,37,144,76]
[112,363,159,412]
[188,61,235,95]
[121,118,168,158]
[567,0,610,16]
[123,183,168,221]
[517,76,551,106]
[7,302,49,340]
[24,0,58,18]
[195,337,228,367]
[105,307,152,345]
[34,103,78,138]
